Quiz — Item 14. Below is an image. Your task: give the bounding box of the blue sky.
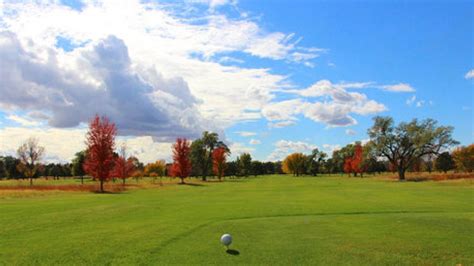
[0,0,472,163]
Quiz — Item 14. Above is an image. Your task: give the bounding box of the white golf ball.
[220,233,232,246]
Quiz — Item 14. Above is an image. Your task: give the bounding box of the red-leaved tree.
[343,143,364,177]
[343,157,353,176]
[170,138,192,184]
[212,147,227,181]
[83,115,117,192]
[351,144,364,177]
[112,145,135,186]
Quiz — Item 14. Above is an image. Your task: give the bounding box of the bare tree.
[17,137,45,186]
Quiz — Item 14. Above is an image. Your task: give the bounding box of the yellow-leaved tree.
[282,153,307,176]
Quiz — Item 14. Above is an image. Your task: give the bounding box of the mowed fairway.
[0,175,473,265]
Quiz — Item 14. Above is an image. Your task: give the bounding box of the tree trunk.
[122,178,126,186]
[398,168,406,181]
[81,176,84,184]
[201,175,207,181]
[100,179,104,192]
[180,177,185,184]
[30,177,33,186]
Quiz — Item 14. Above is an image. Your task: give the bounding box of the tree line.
[0,115,472,190]
[282,116,470,180]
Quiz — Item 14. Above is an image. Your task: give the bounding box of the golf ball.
[220,234,232,246]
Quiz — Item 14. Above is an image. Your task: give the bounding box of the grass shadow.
[179,183,206,187]
[226,249,240,256]
[91,190,126,194]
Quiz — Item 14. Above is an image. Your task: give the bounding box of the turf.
[0,175,473,265]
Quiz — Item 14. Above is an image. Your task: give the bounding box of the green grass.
[0,175,473,265]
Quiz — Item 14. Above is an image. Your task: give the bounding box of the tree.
[282,153,306,176]
[170,138,192,184]
[1,156,21,179]
[342,143,363,177]
[144,160,166,184]
[190,132,228,181]
[351,143,364,177]
[435,152,455,173]
[225,161,238,176]
[212,147,227,181]
[452,145,474,172]
[48,163,63,180]
[83,115,117,192]
[251,161,265,176]
[0,158,5,179]
[129,156,144,171]
[190,139,207,178]
[307,148,327,176]
[112,145,135,185]
[236,153,252,177]
[368,116,458,180]
[16,137,45,186]
[332,144,355,174]
[72,151,87,184]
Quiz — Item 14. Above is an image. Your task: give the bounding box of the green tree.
[307,148,327,176]
[2,156,21,179]
[72,151,87,184]
[190,131,228,181]
[368,116,458,180]
[251,160,265,176]
[0,158,6,178]
[190,139,207,177]
[435,152,455,173]
[237,153,252,177]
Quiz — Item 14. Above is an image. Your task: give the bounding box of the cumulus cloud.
[267,140,316,161]
[0,0,323,135]
[0,32,209,141]
[264,80,387,127]
[465,69,474,79]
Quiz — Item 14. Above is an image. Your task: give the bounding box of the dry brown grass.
[383,172,474,182]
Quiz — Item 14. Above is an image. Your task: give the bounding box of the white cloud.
[406,95,425,108]
[345,129,356,136]
[249,139,261,145]
[267,140,316,161]
[406,95,416,105]
[263,94,386,128]
[379,83,415,92]
[235,131,257,137]
[261,99,303,121]
[270,80,387,127]
[0,0,320,136]
[0,32,210,141]
[322,144,341,154]
[268,120,296,128]
[6,114,41,127]
[228,142,255,159]
[465,69,474,79]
